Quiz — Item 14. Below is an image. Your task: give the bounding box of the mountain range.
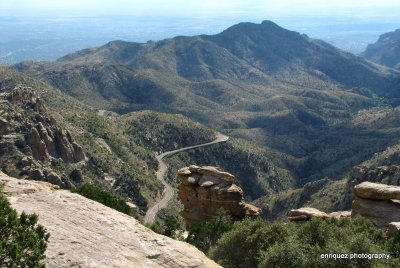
[15,21,400,183]
[363,28,400,70]
[3,20,400,221]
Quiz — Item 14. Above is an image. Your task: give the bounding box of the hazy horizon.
[1,1,400,63]
[1,0,400,18]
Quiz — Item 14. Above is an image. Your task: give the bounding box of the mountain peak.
[363,28,400,69]
[217,20,287,36]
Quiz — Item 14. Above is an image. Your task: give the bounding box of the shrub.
[0,188,49,267]
[186,209,233,253]
[390,231,400,258]
[149,209,184,239]
[72,184,132,215]
[210,217,400,268]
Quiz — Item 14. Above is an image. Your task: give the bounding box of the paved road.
[144,133,229,224]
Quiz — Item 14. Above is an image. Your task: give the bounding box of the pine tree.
[0,187,50,267]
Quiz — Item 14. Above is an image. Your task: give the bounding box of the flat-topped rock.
[189,165,235,183]
[0,172,220,268]
[288,207,329,221]
[328,211,351,219]
[354,182,400,200]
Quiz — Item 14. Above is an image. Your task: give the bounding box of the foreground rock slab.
[0,172,219,268]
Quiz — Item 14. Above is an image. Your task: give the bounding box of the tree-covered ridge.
[13,20,400,190]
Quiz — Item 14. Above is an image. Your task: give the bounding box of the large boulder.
[287,208,351,222]
[351,197,400,227]
[354,182,400,200]
[178,165,261,229]
[288,207,328,222]
[351,182,400,227]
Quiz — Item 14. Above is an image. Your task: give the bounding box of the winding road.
[144,133,229,224]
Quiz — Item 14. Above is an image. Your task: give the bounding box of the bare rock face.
[0,172,220,268]
[178,165,261,229]
[352,182,400,227]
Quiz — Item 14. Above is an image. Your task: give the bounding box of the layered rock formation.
[178,165,261,229]
[0,171,220,268]
[344,165,400,209]
[352,182,400,227]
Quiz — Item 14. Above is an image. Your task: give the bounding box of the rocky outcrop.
[352,182,400,227]
[25,123,85,163]
[0,86,86,189]
[0,172,220,268]
[344,165,400,209]
[1,86,85,164]
[54,127,85,163]
[26,125,50,161]
[178,165,261,229]
[288,207,351,222]
[8,86,46,113]
[288,207,328,221]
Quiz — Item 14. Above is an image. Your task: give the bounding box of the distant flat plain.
[1,15,400,63]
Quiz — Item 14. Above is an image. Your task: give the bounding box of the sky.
[1,0,400,18]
